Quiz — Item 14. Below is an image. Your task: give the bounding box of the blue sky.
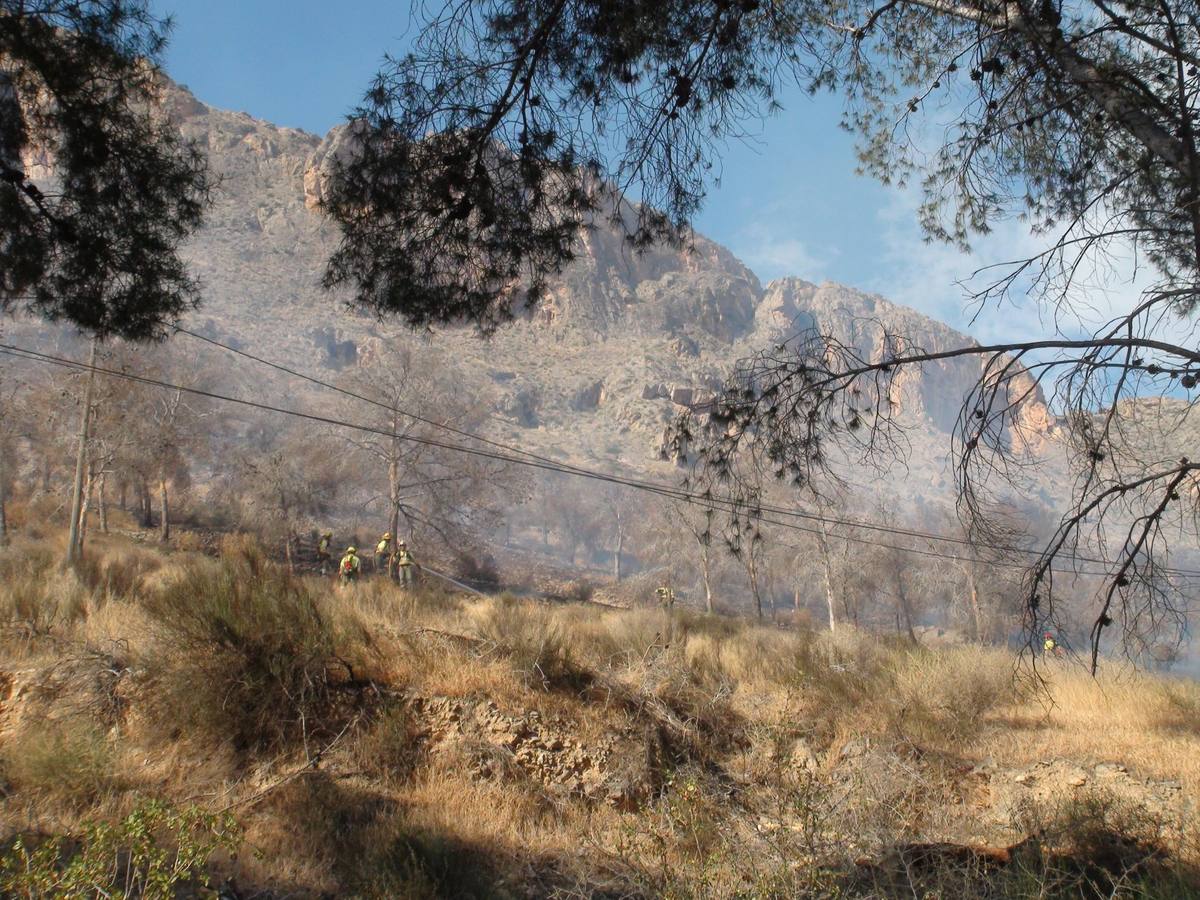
[152,0,1124,343]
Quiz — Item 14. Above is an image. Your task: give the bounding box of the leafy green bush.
[0,798,239,899]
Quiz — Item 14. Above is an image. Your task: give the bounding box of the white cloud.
[731,223,830,283]
[864,187,1162,346]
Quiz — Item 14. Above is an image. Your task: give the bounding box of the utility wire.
[173,326,609,482]
[171,327,1200,576]
[5,341,1199,579]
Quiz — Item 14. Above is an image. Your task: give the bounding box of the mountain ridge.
[8,81,1060,508]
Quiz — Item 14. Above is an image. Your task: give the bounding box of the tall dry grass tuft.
[882,646,1017,744]
[1,716,118,807]
[73,545,163,606]
[0,544,93,635]
[471,594,583,691]
[139,555,365,755]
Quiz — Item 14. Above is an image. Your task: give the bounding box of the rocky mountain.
[12,83,1063,507]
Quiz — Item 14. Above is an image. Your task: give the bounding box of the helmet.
[346,546,357,554]
[398,540,407,547]
[1044,632,1053,638]
[322,531,332,537]
[383,532,392,540]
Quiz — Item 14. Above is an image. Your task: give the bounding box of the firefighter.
[316,531,333,575]
[339,546,361,585]
[1043,632,1058,657]
[375,532,393,575]
[395,539,418,588]
[655,585,675,608]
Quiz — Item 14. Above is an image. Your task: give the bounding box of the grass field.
[0,531,1198,897]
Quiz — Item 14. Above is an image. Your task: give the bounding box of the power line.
[171,327,1200,577]
[174,326,610,483]
[0,341,1182,578]
[4,341,1198,579]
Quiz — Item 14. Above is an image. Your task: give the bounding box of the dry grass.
[0,533,1197,897]
[0,715,118,808]
[988,664,1200,797]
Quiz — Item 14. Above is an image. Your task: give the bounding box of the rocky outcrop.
[499,384,542,427]
[570,379,606,412]
[302,124,363,211]
[754,279,1055,443]
[104,78,1063,516]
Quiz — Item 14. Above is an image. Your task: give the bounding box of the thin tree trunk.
[613,509,623,581]
[97,472,108,533]
[78,469,93,548]
[65,339,98,565]
[158,476,170,542]
[701,541,714,614]
[0,438,8,547]
[118,478,127,512]
[138,479,153,528]
[817,522,838,634]
[388,446,401,541]
[895,576,918,644]
[284,529,295,574]
[967,567,985,642]
[749,551,763,620]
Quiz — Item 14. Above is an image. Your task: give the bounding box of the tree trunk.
[0,438,8,547]
[78,469,93,548]
[158,476,170,542]
[818,523,838,634]
[895,575,918,644]
[388,447,401,542]
[118,479,127,512]
[97,472,108,533]
[700,542,714,614]
[613,509,624,581]
[65,339,98,565]
[139,480,153,528]
[967,567,985,642]
[748,551,763,620]
[284,529,295,574]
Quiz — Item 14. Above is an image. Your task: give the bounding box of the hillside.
[4,294,1195,893]
[152,83,1059,503]
[0,533,1197,897]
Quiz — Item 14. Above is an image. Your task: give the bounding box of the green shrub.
[0,798,239,899]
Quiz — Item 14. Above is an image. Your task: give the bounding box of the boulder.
[670,386,694,406]
[641,383,669,401]
[499,386,541,427]
[669,336,700,357]
[571,380,605,411]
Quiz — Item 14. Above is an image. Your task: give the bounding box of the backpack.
[340,556,355,575]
